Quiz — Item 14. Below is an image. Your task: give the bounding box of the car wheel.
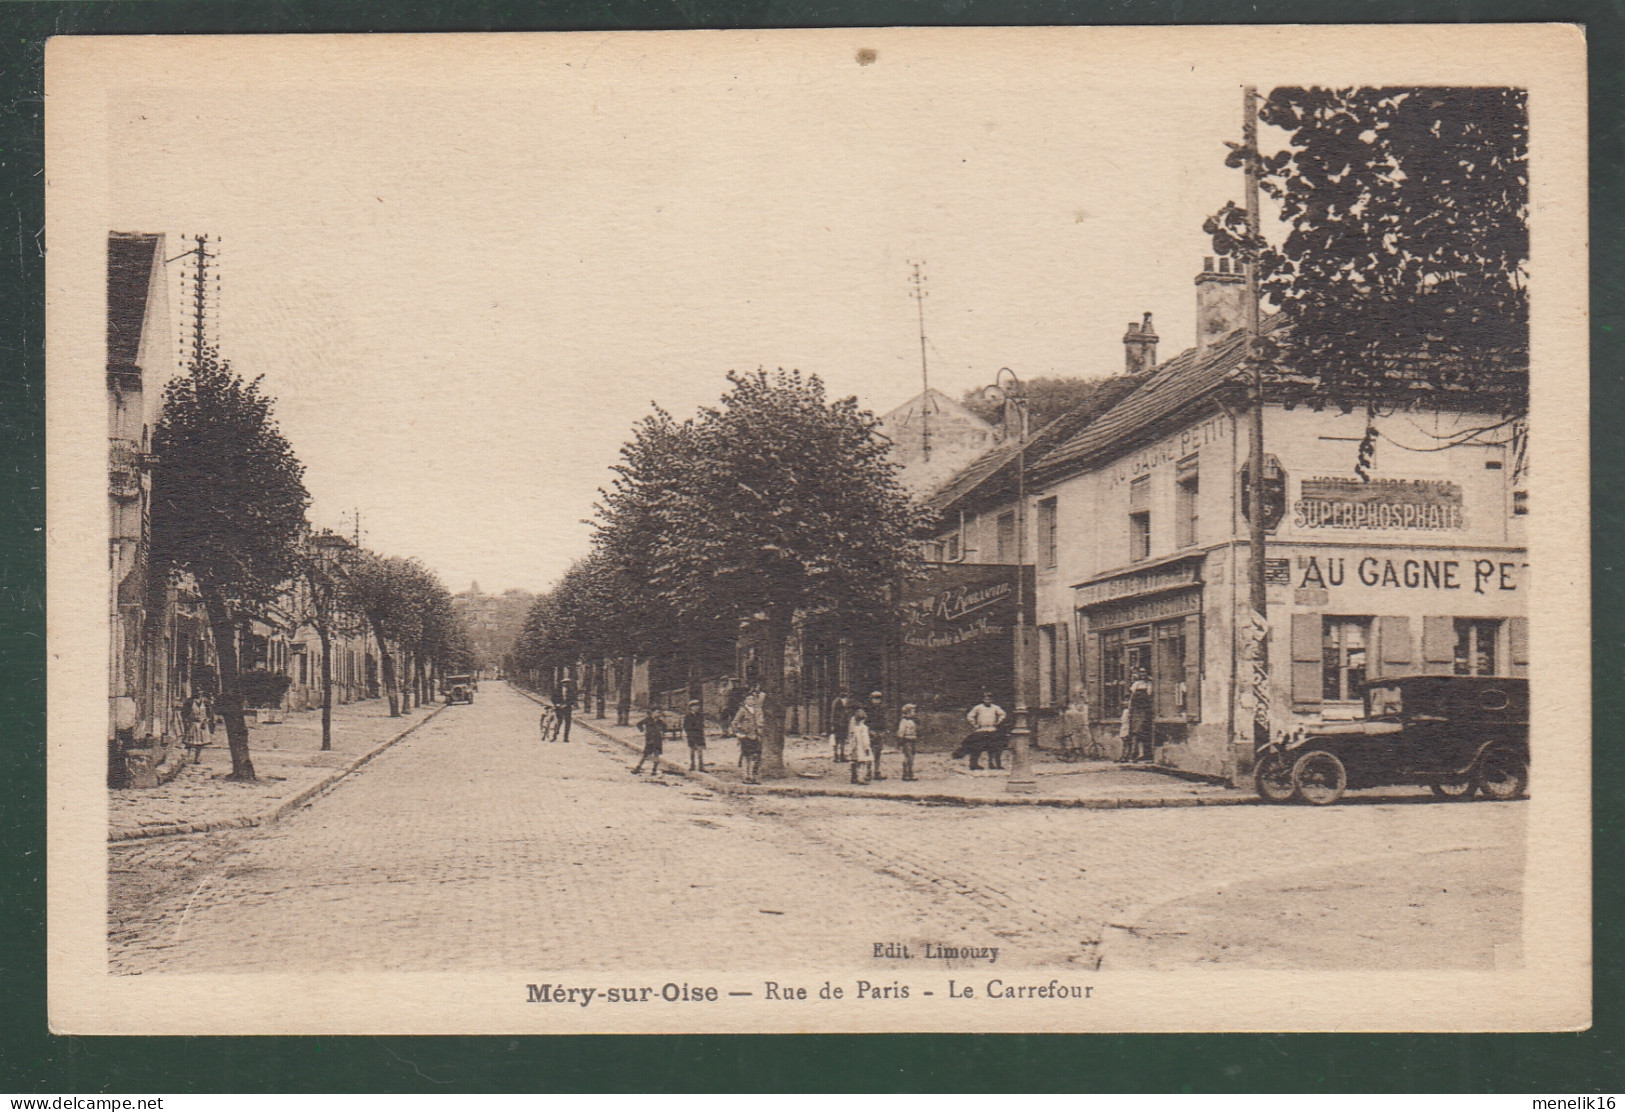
[1254,752,1296,803]
[1429,778,1474,800]
[1475,746,1528,801]
[1291,750,1347,806]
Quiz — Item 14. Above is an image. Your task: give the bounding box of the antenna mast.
[185,234,215,367]
[908,261,931,461]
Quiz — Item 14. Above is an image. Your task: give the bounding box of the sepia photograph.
[45,25,1590,1034]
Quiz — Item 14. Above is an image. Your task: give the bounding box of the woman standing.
[1121,669,1154,762]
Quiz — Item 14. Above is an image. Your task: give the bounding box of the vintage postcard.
[46,26,1589,1034]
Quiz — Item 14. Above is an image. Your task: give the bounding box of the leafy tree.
[643,369,928,779]
[1206,87,1528,414]
[594,411,730,716]
[341,550,425,717]
[960,375,1119,432]
[292,531,363,751]
[151,350,310,781]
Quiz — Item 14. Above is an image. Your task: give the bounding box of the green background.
[2,0,1618,1093]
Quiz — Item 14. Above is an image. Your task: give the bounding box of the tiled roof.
[920,373,1143,517]
[107,232,162,370]
[1033,319,1287,479]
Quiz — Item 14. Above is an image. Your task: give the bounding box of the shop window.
[1322,617,1371,702]
[1454,619,1501,676]
[1175,457,1200,547]
[1153,623,1185,718]
[1097,616,1198,721]
[1037,497,1058,569]
[1128,476,1151,561]
[996,510,1017,563]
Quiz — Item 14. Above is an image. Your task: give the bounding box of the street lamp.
[308,531,354,752]
[983,367,1038,794]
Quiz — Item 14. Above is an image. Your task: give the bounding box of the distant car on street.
[1255,675,1529,806]
[444,674,476,705]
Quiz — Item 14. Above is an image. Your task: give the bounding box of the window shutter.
[1290,612,1321,705]
[1422,616,1456,665]
[1056,622,1073,702]
[1084,628,1102,712]
[1037,625,1055,709]
[1183,614,1202,721]
[1509,616,1529,676]
[1379,615,1414,676]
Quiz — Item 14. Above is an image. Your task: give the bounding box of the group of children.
[830,691,920,785]
[623,690,924,787]
[630,699,715,781]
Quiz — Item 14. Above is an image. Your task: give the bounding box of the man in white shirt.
[960,693,1008,771]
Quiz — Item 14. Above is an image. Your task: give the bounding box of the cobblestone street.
[110,682,1526,975]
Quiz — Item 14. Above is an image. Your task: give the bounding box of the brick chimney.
[1122,312,1158,375]
[1195,256,1246,356]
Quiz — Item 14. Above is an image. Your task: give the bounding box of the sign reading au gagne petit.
[1293,477,1465,531]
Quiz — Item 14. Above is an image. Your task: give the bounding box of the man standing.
[961,692,1007,771]
[829,687,853,762]
[865,690,889,780]
[556,676,576,743]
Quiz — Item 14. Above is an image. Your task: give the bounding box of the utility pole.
[185,234,214,367]
[1242,85,1271,756]
[984,367,1037,794]
[908,261,932,462]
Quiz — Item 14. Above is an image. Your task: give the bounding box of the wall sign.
[902,563,1031,649]
[1294,477,1464,531]
[1294,551,1524,595]
[1240,455,1287,531]
[1085,587,1203,630]
[1107,414,1228,487]
[1074,559,1202,607]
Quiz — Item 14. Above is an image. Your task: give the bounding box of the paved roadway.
[110,681,1525,973]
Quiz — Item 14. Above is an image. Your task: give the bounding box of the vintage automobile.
[444,674,476,705]
[1254,674,1528,806]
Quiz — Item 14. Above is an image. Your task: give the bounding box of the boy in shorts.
[632,711,666,778]
[682,699,708,772]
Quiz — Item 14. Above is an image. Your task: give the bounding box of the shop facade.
[1030,331,1527,781]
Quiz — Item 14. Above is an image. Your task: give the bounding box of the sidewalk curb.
[518,688,1259,810]
[108,703,449,843]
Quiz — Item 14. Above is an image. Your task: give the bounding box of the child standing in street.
[632,711,666,778]
[848,708,873,785]
[732,689,763,784]
[682,699,708,772]
[897,703,920,781]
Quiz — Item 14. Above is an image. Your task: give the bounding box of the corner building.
[1028,265,1527,781]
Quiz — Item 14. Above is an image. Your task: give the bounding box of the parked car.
[1254,675,1528,806]
[444,674,476,705]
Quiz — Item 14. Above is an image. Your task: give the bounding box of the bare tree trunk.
[369,614,400,716]
[618,655,634,725]
[201,583,255,781]
[318,617,333,751]
[758,607,791,779]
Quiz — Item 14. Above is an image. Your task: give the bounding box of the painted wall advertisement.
[899,562,1034,711]
[1293,477,1464,531]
